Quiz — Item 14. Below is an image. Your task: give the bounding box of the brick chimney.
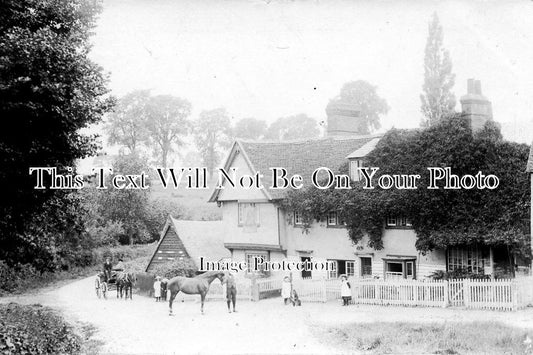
[460,78,493,132]
[325,101,362,136]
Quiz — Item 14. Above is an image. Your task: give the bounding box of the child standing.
[153,276,162,302]
[340,275,351,306]
[281,276,291,305]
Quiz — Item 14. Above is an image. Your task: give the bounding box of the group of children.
[282,274,352,306]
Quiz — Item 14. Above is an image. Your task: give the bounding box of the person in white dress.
[340,274,352,306]
[153,276,162,302]
[281,276,291,305]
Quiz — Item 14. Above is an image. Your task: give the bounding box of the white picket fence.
[254,276,533,311]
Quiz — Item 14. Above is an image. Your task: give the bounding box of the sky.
[86,0,533,160]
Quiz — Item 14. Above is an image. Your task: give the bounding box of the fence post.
[251,276,259,302]
[443,280,449,308]
[321,277,327,303]
[512,280,518,311]
[463,279,470,308]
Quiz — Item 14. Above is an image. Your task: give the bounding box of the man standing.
[103,257,113,282]
[225,272,237,313]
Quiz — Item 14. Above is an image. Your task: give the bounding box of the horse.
[116,272,137,300]
[167,271,225,315]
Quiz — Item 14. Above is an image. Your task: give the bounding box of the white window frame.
[346,261,355,277]
[327,211,337,226]
[238,202,260,227]
[294,211,303,225]
[386,216,397,227]
[360,257,373,277]
[327,260,338,279]
[245,252,269,275]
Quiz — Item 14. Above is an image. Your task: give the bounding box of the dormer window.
[350,159,364,181]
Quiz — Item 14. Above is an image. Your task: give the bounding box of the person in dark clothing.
[103,257,113,282]
[225,272,237,313]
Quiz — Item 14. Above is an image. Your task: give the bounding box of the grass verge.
[313,321,532,354]
[0,303,82,355]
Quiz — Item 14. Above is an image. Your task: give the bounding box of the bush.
[150,258,198,279]
[429,268,490,280]
[0,303,81,354]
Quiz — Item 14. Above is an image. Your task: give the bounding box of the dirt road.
[2,277,533,354]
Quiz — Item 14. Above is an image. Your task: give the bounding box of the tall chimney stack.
[325,102,363,136]
[460,78,493,132]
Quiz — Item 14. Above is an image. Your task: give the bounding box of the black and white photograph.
[1,0,533,354]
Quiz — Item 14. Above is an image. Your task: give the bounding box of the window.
[301,257,312,278]
[246,252,269,275]
[360,257,372,277]
[294,211,303,225]
[238,203,260,230]
[327,211,346,227]
[327,211,337,226]
[346,261,355,277]
[350,159,363,181]
[386,216,412,228]
[327,260,338,279]
[447,247,487,274]
[384,259,416,279]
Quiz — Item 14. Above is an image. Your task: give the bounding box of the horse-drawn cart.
[95,271,119,299]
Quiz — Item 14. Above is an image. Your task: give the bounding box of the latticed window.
[346,261,355,277]
[245,252,269,275]
[447,247,487,274]
[327,260,338,279]
[238,203,260,231]
[294,211,303,225]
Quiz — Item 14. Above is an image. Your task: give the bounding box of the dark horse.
[167,271,225,315]
[116,272,136,300]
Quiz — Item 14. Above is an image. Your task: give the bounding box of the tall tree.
[145,95,191,167]
[265,114,320,141]
[329,80,389,135]
[105,90,150,153]
[0,0,112,268]
[194,108,233,178]
[234,117,268,140]
[97,154,151,245]
[420,12,456,127]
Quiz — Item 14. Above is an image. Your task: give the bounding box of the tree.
[0,0,112,268]
[329,80,389,135]
[233,117,267,140]
[145,95,191,167]
[193,108,233,178]
[96,154,151,245]
[265,114,320,141]
[281,116,530,261]
[105,90,150,153]
[420,12,456,127]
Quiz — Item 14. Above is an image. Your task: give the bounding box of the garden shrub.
[0,303,81,355]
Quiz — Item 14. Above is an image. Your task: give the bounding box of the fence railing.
[252,276,533,311]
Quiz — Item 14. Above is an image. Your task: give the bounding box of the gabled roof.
[210,135,380,201]
[147,216,230,271]
[527,143,533,173]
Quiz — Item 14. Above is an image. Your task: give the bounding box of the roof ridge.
[237,133,383,145]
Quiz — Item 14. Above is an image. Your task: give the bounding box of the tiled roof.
[237,135,378,199]
[169,217,230,267]
[527,143,533,172]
